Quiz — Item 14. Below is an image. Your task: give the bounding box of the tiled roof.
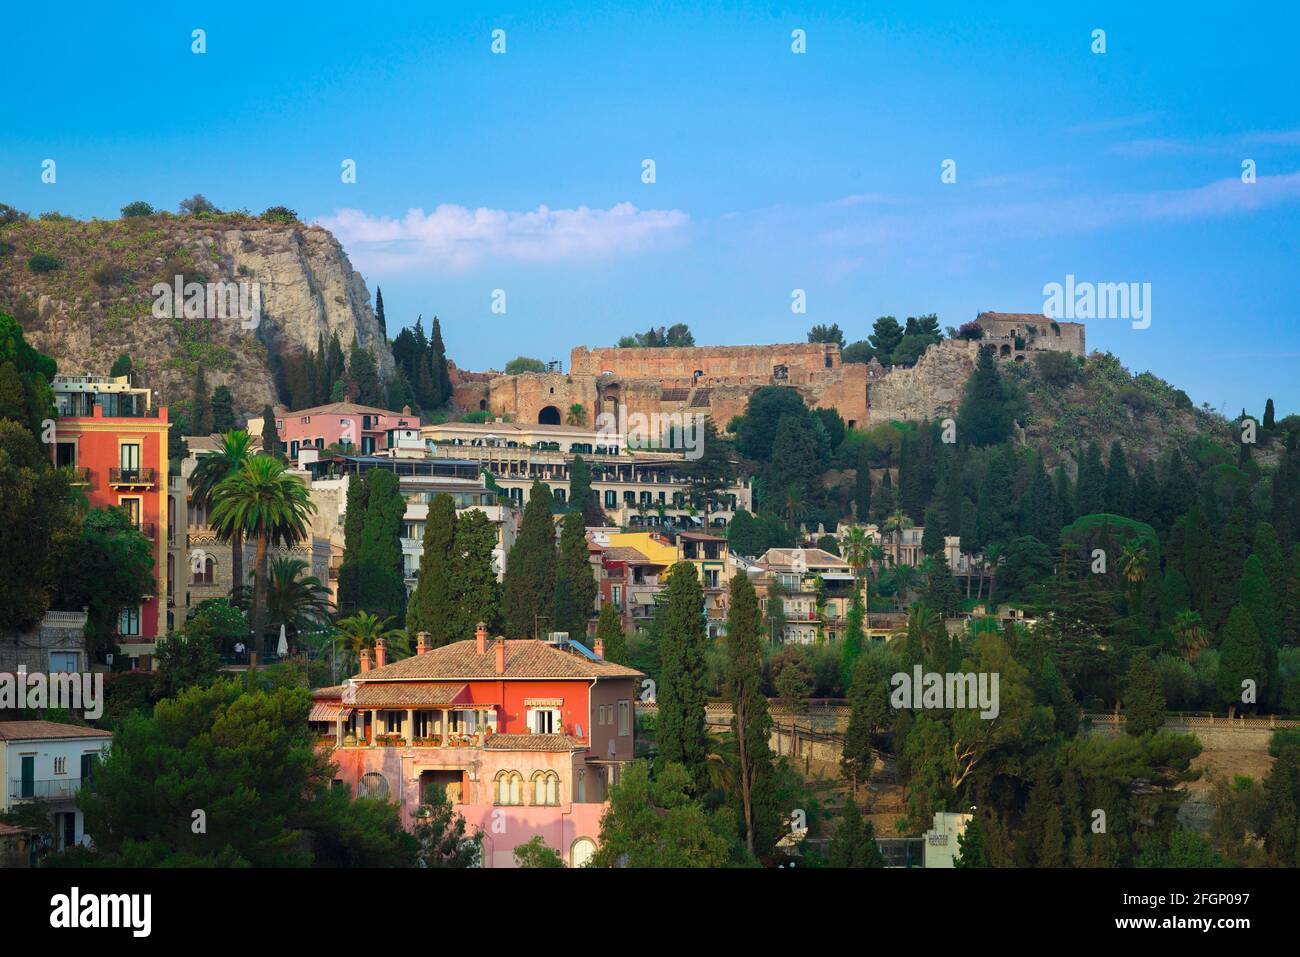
[484,733,587,752]
[351,683,470,707]
[311,685,346,699]
[758,547,850,570]
[286,401,414,419]
[309,701,350,722]
[0,721,112,741]
[0,822,32,837]
[603,546,656,564]
[357,639,644,681]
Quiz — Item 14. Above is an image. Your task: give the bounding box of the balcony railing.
[109,467,156,487]
[62,466,92,485]
[327,566,340,580]
[134,522,156,541]
[10,778,82,802]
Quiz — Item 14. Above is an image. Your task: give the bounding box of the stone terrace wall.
[571,342,840,381]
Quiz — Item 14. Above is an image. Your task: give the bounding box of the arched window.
[193,556,215,585]
[358,772,389,799]
[570,837,596,868]
[495,770,523,806]
[531,771,559,806]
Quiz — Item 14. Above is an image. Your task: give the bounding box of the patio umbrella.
[277,623,288,658]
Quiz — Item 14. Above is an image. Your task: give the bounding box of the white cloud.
[316,202,689,273]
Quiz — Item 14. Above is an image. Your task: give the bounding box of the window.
[604,490,616,507]
[54,756,67,775]
[358,772,389,799]
[529,708,559,734]
[49,652,78,673]
[618,700,630,736]
[495,771,523,806]
[193,556,215,585]
[611,585,622,607]
[80,753,97,783]
[531,771,559,806]
[118,607,141,637]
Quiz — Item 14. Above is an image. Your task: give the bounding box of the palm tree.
[882,507,913,568]
[783,487,807,525]
[840,526,869,581]
[335,611,411,660]
[1118,540,1148,610]
[867,543,886,582]
[262,557,333,645]
[1172,609,1209,662]
[209,455,316,654]
[189,429,255,595]
[566,403,587,426]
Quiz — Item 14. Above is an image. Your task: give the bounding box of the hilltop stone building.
[452,312,1085,434]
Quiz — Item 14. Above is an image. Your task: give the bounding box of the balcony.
[134,522,156,541]
[63,466,92,485]
[10,778,82,802]
[109,467,156,488]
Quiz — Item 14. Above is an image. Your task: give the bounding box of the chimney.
[359,649,371,673]
[495,638,506,675]
[476,621,488,655]
[594,638,604,659]
[417,632,429,656]
[374,639,386,669]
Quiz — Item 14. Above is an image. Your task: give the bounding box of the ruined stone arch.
[538,405,561,425]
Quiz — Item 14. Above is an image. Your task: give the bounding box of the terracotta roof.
[0,721,112,741]
[484,733,587,752]
[603,546,656,564]
[0,822,32,837]
[351,683,470,707]
[311,685,346,699]
[357,638,644,681]
[757,547,850,570]
[977,311,1082,326]
[285,401,415,420]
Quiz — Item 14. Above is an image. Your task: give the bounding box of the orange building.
[52,374,170,668]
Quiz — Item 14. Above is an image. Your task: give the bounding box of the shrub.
[120,201,155,218]
[27,253,61,274]
[1119,385,1156,416]
[955,321,984,340]
[1033,349,1081,387]
[179,194,220,216]
[92,263,132,286]
[0,204,29,228]
[504,356,546,375]
[260,206,299,224]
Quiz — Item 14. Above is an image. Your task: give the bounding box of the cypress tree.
[827,798,884,867]
[554,511,596,639]
[348,336,383,406]
[1158,566,1192,623]
[447,507,501,641]
[569,455,604,525]
[595,603,628,664]
[1217,605,1265,716]
[656,561,709,790]
[956,346,1014,447]
[407,493,458,645]
[1254,522,1286,596]
[502,481,558,638]
[1076,442,1106,516]
[724,571,778,857]
[921,505,944,557]
[841,654,888,793]
[374,287,387,337]
[1124,654,1166,735]
[1239,553,1279,645]
[1103,440,1134,517]
[259,404,283,460]
[210,385,235,433]
[355,469,408,624]
[430,317,452,407]
[191,366,212,435]
[337,473,372,616]
[853,444,872,522]
[1053,466,1074,526]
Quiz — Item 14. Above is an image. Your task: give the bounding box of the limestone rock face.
[866,340,978,423]
[0,216,391,421]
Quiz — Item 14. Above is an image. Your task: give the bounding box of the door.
[20,755,34,799]
[62,812,76,850]
[120,443,141,480]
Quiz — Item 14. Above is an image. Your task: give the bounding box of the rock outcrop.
[0,214,391,419]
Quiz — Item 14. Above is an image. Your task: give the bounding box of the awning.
[524,698,563,707]
[309,701,351,722]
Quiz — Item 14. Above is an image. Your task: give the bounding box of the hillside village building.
[51,374,170,668]
[309,624,642,868]
[0,721,112,856]
[750,547,864,645]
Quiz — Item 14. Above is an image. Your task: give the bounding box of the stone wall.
[866,340,977,424]
[0,611,88,674]
[571,342,840,381]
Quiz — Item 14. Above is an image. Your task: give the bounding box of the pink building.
[309,624,642,867]
[254,402,421,462]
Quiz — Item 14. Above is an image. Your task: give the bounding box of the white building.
[923,811,973,868]
[0,721,112,853]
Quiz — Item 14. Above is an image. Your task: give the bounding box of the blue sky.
[5,1,1299,416]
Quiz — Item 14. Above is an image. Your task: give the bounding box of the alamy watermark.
[595,408,706,460]
[890,665,1000,719]
[0,668,103,720]
[152,274,261,329]
[1042,273,1150,329]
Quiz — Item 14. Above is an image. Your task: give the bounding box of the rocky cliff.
[0,213,392,420]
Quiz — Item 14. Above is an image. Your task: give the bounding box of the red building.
[309,624,643,867]
[52,374,170,668]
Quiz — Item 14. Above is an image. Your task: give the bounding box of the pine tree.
[407,493,458,645]
[447,508,501,642]
[724,571,778,857]
[502,481,558,638]
[1124,654,1166,735]
[553,511,596,639]
[827,798,884,867]
[595,604,628,664]
[656,561,709,790]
